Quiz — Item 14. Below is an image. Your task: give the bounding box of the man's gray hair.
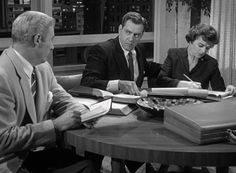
[12,11,55,46]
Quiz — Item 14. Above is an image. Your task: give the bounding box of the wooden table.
[64,108,236,173]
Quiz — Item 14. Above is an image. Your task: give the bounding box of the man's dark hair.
[121,11,147,31]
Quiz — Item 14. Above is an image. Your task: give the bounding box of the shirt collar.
[13,48,33,79]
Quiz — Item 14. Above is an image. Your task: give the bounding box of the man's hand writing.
[177,80,202,89]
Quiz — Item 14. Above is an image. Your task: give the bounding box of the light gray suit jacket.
[0,47,85,173]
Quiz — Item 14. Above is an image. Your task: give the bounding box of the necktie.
[31,68,37,103]
[128,51,134,81]
[21,68,36,125]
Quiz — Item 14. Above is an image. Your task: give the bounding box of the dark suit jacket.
[81,36,161,90]
[158,47,226,91]
[0,48,85,173]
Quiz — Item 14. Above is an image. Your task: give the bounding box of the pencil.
[183,74,194,82]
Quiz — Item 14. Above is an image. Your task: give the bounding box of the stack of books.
[70,86,139,116]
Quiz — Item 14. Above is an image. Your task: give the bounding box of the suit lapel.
[179,48,190,74]
[190,56,205,74]
[7,48,37,123]
[135,46,144,86]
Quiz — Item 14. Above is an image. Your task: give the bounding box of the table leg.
[111,158,126,173]
[216,166,228,173]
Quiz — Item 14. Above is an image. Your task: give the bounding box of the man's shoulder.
[36,61,53,74]
[97,37,118,50]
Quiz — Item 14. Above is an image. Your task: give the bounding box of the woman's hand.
[225,85,236,95]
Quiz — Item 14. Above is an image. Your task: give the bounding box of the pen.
[183,74,194,82]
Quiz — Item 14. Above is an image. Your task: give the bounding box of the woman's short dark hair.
[185,23,219,45]
[121,11,147,31]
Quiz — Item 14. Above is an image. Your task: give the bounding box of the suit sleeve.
[209,61,226,91]
[81,45,109,90]
[157,49,180,87]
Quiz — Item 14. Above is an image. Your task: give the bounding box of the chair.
[56,74,82,91]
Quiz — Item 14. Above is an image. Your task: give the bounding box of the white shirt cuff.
[106,80,119,93]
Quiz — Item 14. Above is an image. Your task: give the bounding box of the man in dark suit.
[0,11,100,173]
[157,23,235,94]
[81,11,161,96]
[81,11,161,173]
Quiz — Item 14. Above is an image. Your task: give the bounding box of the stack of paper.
[164,98,236,144]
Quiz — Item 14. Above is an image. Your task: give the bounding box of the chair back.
[56,74,82,91]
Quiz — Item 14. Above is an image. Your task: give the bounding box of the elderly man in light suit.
[0,11,101,173]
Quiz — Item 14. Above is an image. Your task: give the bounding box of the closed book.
[109,102,137,115]
[69,86,113,99]
[164,98,236,144]
[148,88,208,98]
[69,86,140,104]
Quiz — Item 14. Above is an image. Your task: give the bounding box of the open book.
[148,88,209,98]
[79,98,112,123]
[207,90,231,99]
[69,86,141,104]
[73,97,136,116]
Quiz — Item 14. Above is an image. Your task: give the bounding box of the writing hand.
[118,80,140,95]
[177,80,202,89]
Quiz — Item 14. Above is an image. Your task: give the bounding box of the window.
[52,0,154,74]
[52,0,153,35]
[0,0,31,38]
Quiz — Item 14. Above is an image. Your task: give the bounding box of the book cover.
[109,102,138,115]
[112,93,141,104]
[69,86,113,99]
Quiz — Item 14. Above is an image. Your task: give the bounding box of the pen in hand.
[183,74,194,83]
[183,74,201,89]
